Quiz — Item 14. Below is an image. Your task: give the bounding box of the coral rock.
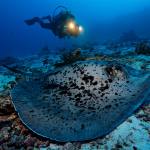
[0,96,14,115]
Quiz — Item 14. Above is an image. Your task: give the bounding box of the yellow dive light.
[68,21,76,30]
[66,21,83,36]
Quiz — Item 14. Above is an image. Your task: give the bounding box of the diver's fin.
[24,17,40,26]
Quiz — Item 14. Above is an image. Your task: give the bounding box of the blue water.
[0,0,150,58]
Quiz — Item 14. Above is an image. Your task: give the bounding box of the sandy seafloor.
[0,45,150,150]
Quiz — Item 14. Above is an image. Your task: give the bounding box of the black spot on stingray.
[59,90,68,95]
[67,92,72,96]
[88,106,95,110]
[70,83,77,88]
[88,93,93,97]
[73,70,77,73]
[75,93,82,98]
[63,71,67,76]
[105,80,108,84]
[100,84,109,92]
[105,105,112,109]
[105,96,108,99]
[59,85,68,90]
[93,81,98,85]
[82,75,94,84]
[101,93,105,97]
[80,70,85,74]
[73,118,77,121]
[29,110,34,113]
[81,124,85,130]
[75,98,80,102]
[108,78,113,83]
[80,86,85,90]
[115,103,119,107]
[83,89,90,94]
[60,116,65,120]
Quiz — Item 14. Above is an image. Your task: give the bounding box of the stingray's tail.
[1,64,61,82]
[2,64,24,75]
[1,64,48,82]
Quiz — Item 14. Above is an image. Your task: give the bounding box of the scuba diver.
[25,6,83,38]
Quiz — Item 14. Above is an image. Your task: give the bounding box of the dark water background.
[0,0,150,58]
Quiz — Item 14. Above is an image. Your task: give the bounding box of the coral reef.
[0,57,20,66]
[72,41,97,51]
[135,41,150,55]
[119,30,139,43]
[55,48,86,67]
[38,46,50,57]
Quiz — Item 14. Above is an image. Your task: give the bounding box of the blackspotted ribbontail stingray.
[11,61,150,142]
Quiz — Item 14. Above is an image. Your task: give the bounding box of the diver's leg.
[41,15,52,22]
[25,17,52,30]
[25,17,40,25]
[37,20,51,29]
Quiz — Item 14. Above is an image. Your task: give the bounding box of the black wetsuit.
[25,11,75,38]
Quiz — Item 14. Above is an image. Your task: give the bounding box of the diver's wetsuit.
[25,11,75,38]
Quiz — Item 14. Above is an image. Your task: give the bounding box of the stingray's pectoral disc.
[11,61,150,142]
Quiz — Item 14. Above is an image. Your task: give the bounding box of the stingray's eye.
[105,66,114,76]
[105,65,127,80]
[104,66,115,78]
